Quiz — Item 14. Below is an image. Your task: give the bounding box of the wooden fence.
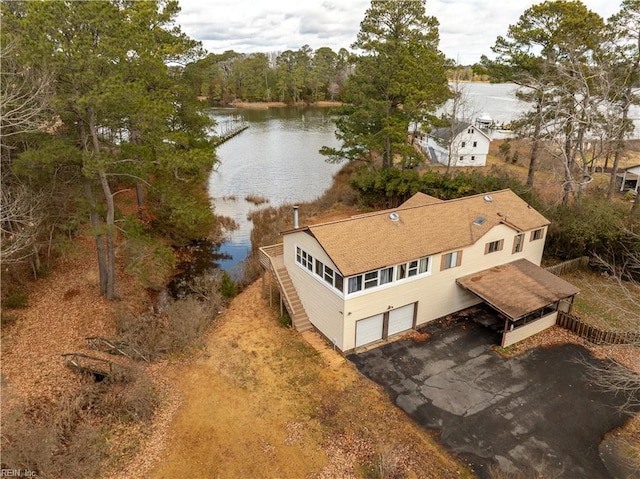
[556,311,640,345]
[545,256,590,276]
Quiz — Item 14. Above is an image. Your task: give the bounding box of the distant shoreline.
[198,99,344,109]
[232,100,343,109]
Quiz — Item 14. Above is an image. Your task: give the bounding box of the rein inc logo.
[1,471,38,477]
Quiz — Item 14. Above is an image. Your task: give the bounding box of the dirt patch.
[145,282,472,479]
[314,101,343,107]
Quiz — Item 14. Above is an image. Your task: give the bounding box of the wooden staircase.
[275,266,313,332]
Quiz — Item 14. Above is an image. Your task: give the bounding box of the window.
[346,258,431,295]
[461,141,466,147]
[324,266,335,284]
[471,156,476,161]
[467,128,473,134]
[348,276,362,294]
[396,263,407,280]
[323,265,343,291]
[334,273,344,292]
[380,267,393,285]
[303,251,313,270]
[473,141,477,147]
[364,271,378,289]
[485,239,504,254]
[513,234,524,253]
[419,257,429,274]
[459,156,464,162]
[315,259,323,277]
[296,247,313,270]
[407,260,419,277]
[531,228,544,241]
[441,251,462,270]
[298,248,343,294]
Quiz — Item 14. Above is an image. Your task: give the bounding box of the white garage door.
[355,314,384,347]
[388,303,415,337]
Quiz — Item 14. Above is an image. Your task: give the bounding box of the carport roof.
[456,259,580,320]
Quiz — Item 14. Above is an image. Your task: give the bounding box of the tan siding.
[502,312,557,347]
[284,232,345,349]
[342,224,547,351]
[286,223,549,352]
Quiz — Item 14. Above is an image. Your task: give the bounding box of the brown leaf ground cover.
[2,235,122,412]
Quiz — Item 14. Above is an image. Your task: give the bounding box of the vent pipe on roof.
[293,205,299,229]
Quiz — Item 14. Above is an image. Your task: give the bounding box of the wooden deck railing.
[258,243,284,271]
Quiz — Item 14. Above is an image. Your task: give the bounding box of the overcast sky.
[176,0,622,65]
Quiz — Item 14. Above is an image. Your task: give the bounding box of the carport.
[456,259,580,347]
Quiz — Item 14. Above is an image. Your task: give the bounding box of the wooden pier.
[213,124,249,146]
[213,115,249,146]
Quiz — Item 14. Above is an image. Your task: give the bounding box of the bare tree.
[579,229,640,415]
[443,66,479,173]
[0,39,52,271]
[0,39,53,139]
[0,173,44,268]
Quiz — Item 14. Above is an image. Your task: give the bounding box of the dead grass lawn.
[147,282,472,479]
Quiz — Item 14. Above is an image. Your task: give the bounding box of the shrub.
[122,232,175,290]
[349,166,539,209]
[545,197,631,260]
[0,373,156,479]
[116,274,224,360]
[279,311,292,327]
[220,271,238,298]
[2,290,29,309]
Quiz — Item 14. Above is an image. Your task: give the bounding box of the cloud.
[176,0,622,63]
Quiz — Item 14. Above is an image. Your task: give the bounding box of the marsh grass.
[245,194,269,205]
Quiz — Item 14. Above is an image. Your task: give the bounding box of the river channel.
[207,107,342,274]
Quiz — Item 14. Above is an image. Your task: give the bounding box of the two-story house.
[419,122,491,167]
[259,190,579,354]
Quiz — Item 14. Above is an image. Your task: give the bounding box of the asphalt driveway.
[349,318,635,478]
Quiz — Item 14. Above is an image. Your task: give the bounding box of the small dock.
[213,124,249,146]
[213,115,249,146]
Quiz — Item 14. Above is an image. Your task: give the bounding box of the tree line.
[182,46,354,104]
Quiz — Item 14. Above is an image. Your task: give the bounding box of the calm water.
[207,107,342,274]
[205,83,640,274]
